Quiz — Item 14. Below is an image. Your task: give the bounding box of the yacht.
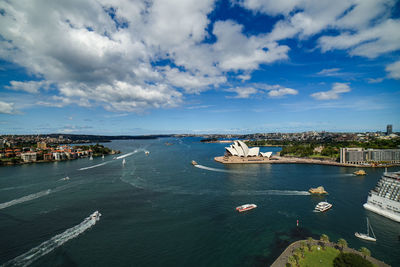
[355,218,376,242]
[90,211,101,221]
[315,201,332,212]
[363,170,400,222]
[236,204,257,212]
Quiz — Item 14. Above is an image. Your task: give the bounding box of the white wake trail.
[115,149,141,159]
[78,162,108,171]
[194,165,240,173]
[0,190,51,210]
[0,183,81,210]
[231,190,311,196]
[2,212,101,267]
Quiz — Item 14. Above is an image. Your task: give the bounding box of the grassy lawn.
[298,246,340,267]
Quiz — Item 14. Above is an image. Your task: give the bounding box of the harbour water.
[0,137,399,266]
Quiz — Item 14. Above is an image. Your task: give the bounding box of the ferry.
[191,160,198,166]
[309,186,328,194]
[363,170,400,222]
[90,211,101,221]
[315,201,332,212]
[236,204,257,212]
[354,170,367,176]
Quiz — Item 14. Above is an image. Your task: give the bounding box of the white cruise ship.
[363,171,400,222]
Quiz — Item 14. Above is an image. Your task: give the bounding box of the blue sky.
[0,0,399,135]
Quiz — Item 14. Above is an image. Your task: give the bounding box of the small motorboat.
[314,201,332,212]
[122,158,126,165]
[309,186,328,194]
[191,160,198,166]
[355,218,376,242]
[90,211,101,221]
[89,155,93,160]
[145,151,150,155]
[236,204,257,212]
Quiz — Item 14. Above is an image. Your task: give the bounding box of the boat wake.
[115,150,141,160]
[78,162,108,171]
[231,190,311,196]
[2,211,100,267]
[0,183,80,210]
[194,165,240,173]
[0,190,51,210]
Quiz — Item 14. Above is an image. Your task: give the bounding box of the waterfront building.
[225,140,260,157]
[37,141,47,149]
[20,152,37,162]
[340,148,400,164]
[387,124,393,135]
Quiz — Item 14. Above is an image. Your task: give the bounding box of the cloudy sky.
[0,0,399,134]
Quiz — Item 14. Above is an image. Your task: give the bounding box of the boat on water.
[309,186,328,194]
[145,151,150,155]
[354,170,367,176]
[89,155,93,160]
[363,170,400,222]
[102,155,104,159]
[191,160,198,166]
[61,176,70,181]
[315,201,332,212]
[355,218,376,242]
[122,159,126,165]
[236,204,257,212]
[90,211,101,221]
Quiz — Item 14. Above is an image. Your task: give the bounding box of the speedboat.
[145,151,150,155]
[191,160,198,166]
[314,201,332,212]
[236,204,257,212]
[90,211,101,221]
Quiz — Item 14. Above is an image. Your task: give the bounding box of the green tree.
[287,255,296,267]
[320,234,329,250]
[333,252,373,267]
[359,247,371,258]
[307,237,313,251]
[337,238,348,252]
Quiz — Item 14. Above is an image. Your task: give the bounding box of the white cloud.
[0,101,16,114]
[386,60,400,79]
[6,80,50,93]
[311,82,351,100]
[226,87,258,98]
[268,87,298,97]
[226,84,298,98]
[0,0,294,113]
[317,68,341,76]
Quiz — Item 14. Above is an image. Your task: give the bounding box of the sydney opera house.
[225,140,272,158]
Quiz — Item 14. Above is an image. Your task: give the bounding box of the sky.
[0,0,399,135]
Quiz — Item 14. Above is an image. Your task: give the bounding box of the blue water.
[0,137,399,266]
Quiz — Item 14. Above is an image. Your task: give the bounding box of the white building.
[225,140,272,158]
[21,152,37,162]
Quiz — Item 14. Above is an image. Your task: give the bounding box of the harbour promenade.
[214,156,400,168]
[270,239,390,267]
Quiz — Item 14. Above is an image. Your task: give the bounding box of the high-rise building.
[387,124,393,135]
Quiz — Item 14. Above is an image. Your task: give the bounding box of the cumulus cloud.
[226,84,298,98]
[6,80,50,93]
[237,0,400,61]
[0,0,293,113]
[311,83,351,100]
[386,60,400,79]
[0,101,16,114]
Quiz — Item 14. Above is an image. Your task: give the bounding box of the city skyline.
[1,0,400,135]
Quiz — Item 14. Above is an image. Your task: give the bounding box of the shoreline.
[271,239,390,267]
[214,155,400,168]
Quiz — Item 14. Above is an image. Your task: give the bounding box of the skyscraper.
[387,124,393,135]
